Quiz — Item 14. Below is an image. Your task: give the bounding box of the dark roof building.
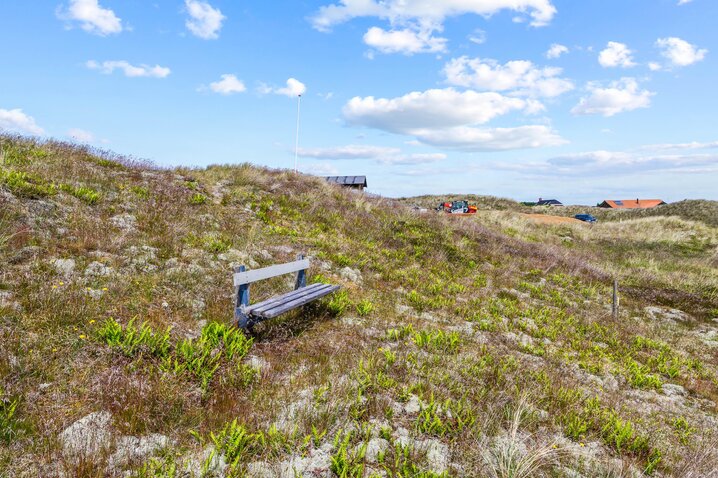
[325,176,368,191]
[536,198,563,206]
[598,199,666,209]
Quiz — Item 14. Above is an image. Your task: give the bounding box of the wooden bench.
[233,255,340,329]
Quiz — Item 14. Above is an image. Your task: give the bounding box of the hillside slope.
[401,195,718,228]
[1,136,717,477]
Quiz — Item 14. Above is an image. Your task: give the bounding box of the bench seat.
[246,283,340,319]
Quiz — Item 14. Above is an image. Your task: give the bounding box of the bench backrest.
[233,257,310,287]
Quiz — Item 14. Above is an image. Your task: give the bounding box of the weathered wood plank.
[260,285,340,319]
[248,284,332,315]
[245,283,325,313]
[233,259,310,286]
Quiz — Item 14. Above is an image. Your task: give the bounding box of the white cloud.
[207,74,246,95]
[271,78,307,97]
[86,60,171,78]
[342,88,564,151]
[185,0,225,40]
[656,37,707,67]
[298,145,446,165]
[571,78,653,117]
[492,147,718,178]
[468,29,487,45]
[546,43,568,59]
[677,0,692,5]
[363,26,447,55]
[57,0,123,36]
[598,41,636,68]
[301,162,340,176]
[443,56,574,98]
[67,128,94,142]
[648,62,662,71]
[298,145,400,159]
[0,108,44,135]
[639,141,718,151]
[410,125,566,151]
[379,153,447,165]
[310,0,558,31]
[344,88,530,132]
[548,150,718,175]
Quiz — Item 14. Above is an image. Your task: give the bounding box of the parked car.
[574,214,597,223]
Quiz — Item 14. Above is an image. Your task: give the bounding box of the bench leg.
[235,308,250,329]
[295,254,307,290]
[234,265,251,329]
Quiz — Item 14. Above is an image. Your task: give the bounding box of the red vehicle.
[436,200,478,215]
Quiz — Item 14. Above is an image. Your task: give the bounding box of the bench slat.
[249,284,334,315]
[233,259,310,287]
[245,283,325,314]
[260,285,341,319]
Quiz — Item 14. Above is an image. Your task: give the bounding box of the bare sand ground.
[521,213,585,225]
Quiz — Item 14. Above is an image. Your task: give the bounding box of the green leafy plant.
[0,396,25,444]
[130,185,150,199]
[328,289,351,316]
[330,430,365,478]
[209,419,264,467]
[99,319,253,393]
[59,183,101,205]
[411,329,460,353]
[673,416,695,445]
[98,317,171,358]
[189,192,208,205]
[0,170,56,198]
[355,299,374,317]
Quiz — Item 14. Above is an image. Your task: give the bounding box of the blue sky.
[1,0,717,203]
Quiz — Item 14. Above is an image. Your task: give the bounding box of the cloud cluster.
[185,0,225,40]
[492,142,718,179]
[310,0,558,31]
[86,60,171,78]
[343,88,564,151]
[545,150,717,176]
[363,27,447,55]
[597,37,706,71]
[312,0,556,55]
[344,89,528,131]
[443,56,574,98]
[572,78,653,117]
[411,125,566,151]
[0,108,44,135]
[56,0,123,36]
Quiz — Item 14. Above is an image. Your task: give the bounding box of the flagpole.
[294,94,302,173]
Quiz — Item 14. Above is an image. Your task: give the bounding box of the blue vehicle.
[574,214,597,223]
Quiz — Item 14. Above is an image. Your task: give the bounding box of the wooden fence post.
[612,279,619,319]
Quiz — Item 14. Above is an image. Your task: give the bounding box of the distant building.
[598,199,666,209]
[325,176,368,191]
[536,198,563,206]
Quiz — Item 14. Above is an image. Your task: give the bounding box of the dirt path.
[522,213,584,225]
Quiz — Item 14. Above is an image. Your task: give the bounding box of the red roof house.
[598,199,666,209]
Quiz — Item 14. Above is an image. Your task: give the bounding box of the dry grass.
[0,135,717,477]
